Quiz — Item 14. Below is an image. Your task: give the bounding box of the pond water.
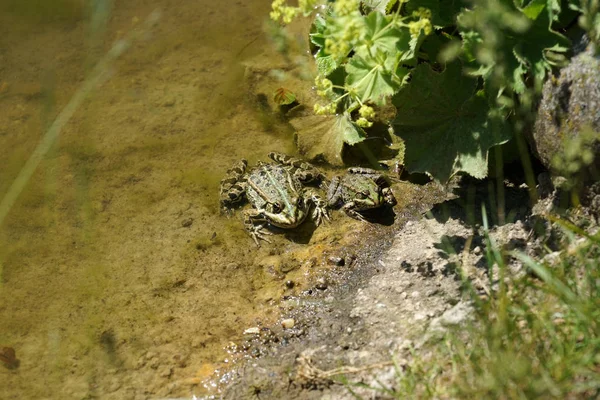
[0,1,423,398]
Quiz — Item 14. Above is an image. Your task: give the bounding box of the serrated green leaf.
[458,0,569,97]
[355,12,406,67]
[316,55,338,76]
[292,112,366,166]
[273,88,296,105]
[310,14,340,75]
[392,63,512,182]
[345,54,401,105]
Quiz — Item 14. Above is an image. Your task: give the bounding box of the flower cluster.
[298,0,319,15]
[408,8,433,36]
[332,0,359,17]
[270,0,299,24]
[314,76,334,97]
[356,105,376,127]
[324,16,365,60]
[314,101,338,115]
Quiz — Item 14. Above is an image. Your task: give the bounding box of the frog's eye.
[297,198,305,208]
[272,201,283,213]
[356,191,369,199]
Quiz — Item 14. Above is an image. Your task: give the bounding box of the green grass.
[347,213,600,399]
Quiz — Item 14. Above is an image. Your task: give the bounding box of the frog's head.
[263,196,308,229]
[352,180,384,209]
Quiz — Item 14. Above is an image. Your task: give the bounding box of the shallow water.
[0,1,422,398]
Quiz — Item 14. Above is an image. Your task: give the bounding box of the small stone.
[327,256,345,266]
[426,288,440,297]
[411,291,420,298]
[226,262,240,270]
[315,278,328,290]
[162,98,176,107]
[400,292,408,300]
[473,246,481,255]
[243,327,260,335]
[346,327,352,334]
[181,218,193,227]
[413,312,429,321]
[281,318,295,329]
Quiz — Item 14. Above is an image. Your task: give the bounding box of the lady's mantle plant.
[270,0,582,182]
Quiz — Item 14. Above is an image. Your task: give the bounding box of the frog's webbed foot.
[304,189,330,226]
[243,211,273,247]
[342,202,368,222]
[249,224,273,246]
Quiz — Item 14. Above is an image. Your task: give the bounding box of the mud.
[218,177,561,399]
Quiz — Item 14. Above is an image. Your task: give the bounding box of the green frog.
[326,167,397,221]
[220,152,329,245]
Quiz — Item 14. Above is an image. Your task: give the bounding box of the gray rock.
[532,43,600,174]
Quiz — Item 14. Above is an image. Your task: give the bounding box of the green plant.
[270,0,589,182]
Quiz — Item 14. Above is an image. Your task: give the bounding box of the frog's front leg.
[268,152,325,184]
[243,209,273,246]
[303,188,330,226]
[341,202,369,222]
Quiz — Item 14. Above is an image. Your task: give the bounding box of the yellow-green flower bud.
[356,117,373,128]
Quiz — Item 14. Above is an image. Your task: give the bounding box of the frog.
[219,152,329,245]
[326,167,397,221]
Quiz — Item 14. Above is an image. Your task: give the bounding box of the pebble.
[315,278,328,290]
[162,98,176,107]
[327,256,345,266]
[473,246,481,255]
[226,262,240,270]
[281,318,295,329]
[243,327,260,335]
[413,312,429,321]
[181,218,193,227]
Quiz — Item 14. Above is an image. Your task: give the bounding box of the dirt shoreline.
[215,177,545,399]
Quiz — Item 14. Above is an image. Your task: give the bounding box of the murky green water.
[0,1,421,398]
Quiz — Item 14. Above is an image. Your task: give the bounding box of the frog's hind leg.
[325,175,344,208]
[346,167,390,187]
[303,188,330,226]
[243,209,273,246]
[220,159,248,211]
[382,187,397,206]
[268,152,325,184]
